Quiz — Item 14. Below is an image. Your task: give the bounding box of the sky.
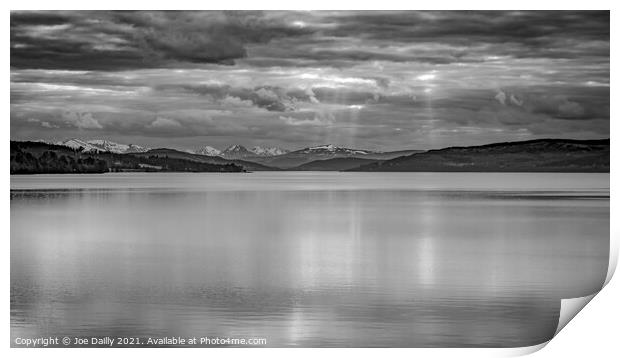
[10,10,610,151]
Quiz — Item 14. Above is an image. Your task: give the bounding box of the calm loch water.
[10,172,609,347]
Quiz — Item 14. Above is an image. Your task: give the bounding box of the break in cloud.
[10,10,609,151]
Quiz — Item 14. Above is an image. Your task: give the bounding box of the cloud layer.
[10,11,609,151]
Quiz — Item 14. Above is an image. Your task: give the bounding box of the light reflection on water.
[10,173,609,347]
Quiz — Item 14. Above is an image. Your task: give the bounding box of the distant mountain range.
[249,144,423,169]
[57,139,149,154]
[54,139,290,160]
[189,144,289,159]
[190,145,222,157]
[47,139,417,168]
[250,146,289,157]
[11,138,610,174]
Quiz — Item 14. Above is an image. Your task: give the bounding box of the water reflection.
[10,173,609,347]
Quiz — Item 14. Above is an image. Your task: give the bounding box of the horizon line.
[10,136,611,154]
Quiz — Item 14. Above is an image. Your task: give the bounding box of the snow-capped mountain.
[219,144,290,159]
[57,138,102,152]
[296,144,379,156]
[57,139,149,154]
[220,144,255,159]
[124,144,150,153]
[250,146,289,157]
[247,144,386,169]
[186,144,289,158]
[192,145,222,157]
[87,139,149,154]
[55,139,288,158]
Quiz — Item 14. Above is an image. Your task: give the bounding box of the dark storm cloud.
[267,11,609,66]
[10,10,609,150]
[250,46,477,66]
[325,11,608,48]
[11,11,312,70]
[11,11,610,71]
[303,50,468,64]
[505,87,610,120]
[9,11,72,26]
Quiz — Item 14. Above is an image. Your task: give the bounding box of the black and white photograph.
[8,7,612,350]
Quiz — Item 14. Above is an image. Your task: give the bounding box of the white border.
[3,0,618,10]
[3,2,617,357]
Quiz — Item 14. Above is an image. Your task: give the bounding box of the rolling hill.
[288,157,380,171]
[133,148,278,171]
[348,138,610,172]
